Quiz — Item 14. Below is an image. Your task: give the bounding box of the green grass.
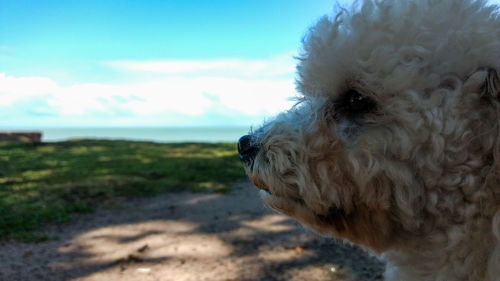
[0,139,246,242]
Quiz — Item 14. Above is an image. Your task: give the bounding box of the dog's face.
[239,0,500,253]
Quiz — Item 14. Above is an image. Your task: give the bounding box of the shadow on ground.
[0,181,385,281]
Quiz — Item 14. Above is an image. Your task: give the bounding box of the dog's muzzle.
[238,134,259,166]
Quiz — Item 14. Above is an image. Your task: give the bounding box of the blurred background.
[0,0,346,142]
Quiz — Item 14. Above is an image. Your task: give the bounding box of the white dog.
[238,0,500,280]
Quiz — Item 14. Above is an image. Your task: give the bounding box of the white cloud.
[107,53,296,79]
[0,54,298,127]
[0,73,59,105]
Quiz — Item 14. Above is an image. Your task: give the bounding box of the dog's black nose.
[238,134,259,164]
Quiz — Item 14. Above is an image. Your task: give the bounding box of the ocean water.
[36,127,251,143]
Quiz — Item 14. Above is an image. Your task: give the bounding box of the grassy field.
[0,140,246,242]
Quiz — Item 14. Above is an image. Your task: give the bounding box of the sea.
[15,127,251,143]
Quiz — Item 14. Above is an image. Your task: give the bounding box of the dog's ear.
[481,68,500,101]
[464,68,500,101]
[466,69,500,215]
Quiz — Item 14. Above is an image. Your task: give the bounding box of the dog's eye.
[333,89,376,119]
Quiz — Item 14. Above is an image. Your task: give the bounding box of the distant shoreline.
[0,127,250,143]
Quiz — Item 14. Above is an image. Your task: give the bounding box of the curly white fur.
[241,0,500,280]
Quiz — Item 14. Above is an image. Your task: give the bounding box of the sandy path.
[0,181,384,281]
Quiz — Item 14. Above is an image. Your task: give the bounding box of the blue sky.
[0,0,340,128]
[6,0,500,128]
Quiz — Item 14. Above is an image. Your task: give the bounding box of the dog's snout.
[238,135,259,164]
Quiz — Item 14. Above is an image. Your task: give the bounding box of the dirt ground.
[0,181,385,281]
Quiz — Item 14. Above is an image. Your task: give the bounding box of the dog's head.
[239,0,500,253]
